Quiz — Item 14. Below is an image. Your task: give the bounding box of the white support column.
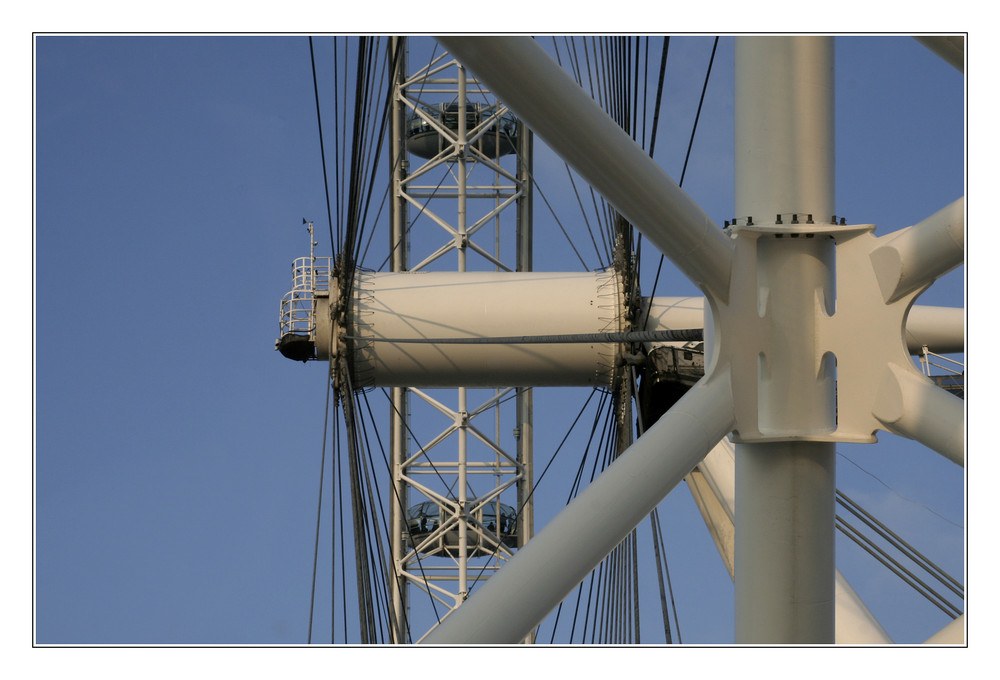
[733,36,837,644]
[690,441,894,643]
[423,372,735,644]
[735,442,837,643]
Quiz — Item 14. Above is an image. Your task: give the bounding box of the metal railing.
[278,256,332,338]
[919,345,965,399]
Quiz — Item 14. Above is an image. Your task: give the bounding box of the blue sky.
[33,34,967,653]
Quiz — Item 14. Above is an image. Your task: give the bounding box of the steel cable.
[353,386,396,643]
[631,365,681,643]
[343,329,703,345]
[307,373,333,643]
[837,490,963,597]
[836,517,961,618]
[641,36,717,335]
[308,37,337,256]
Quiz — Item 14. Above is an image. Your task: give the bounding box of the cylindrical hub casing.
[346,270,625,388]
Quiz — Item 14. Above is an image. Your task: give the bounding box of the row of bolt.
[724,214,850,228]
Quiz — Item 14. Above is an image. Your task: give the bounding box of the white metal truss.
[387,47,534,643]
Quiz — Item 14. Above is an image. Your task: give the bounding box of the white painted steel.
[457,384,469,599]
[384,51,537,642]
[720,37,840,444]
[269,36,966,645]
[905,305,964,354]
[756,235,838,437]
[735,442,837,643]
[646,295,962,355]
[835,572,894,644]
[732,37,837,644]
[923,614,965,644]
[696,444,736,529]
[870,198,965,304]
[684,466,736,576]
[352,265,977,394]
[422,371,735,644]
[690,441,893,643]
[388,36,409,643]
[734,38,835,226]
[830,223,964,445]
[872,363,965,465]
[389,384,408,641]
[457,64,468,272]
[382,36,964,645]
[454,69,470,600]
[346,271,627,387]
[514,118,535,626]
[343,270,716,388]
[638,296,706,340]
[350,270,624,386]
[435,36,734,303]
[326,275,961,377]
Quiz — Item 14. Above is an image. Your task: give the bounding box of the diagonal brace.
[870,198,965,304]
[436,36,734,303]
[422,370,735,643]
[872,363,965,466]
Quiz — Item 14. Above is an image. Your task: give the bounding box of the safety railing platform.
[276,256,332,362]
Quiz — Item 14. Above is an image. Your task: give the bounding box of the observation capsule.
[406,102,518,159]
[405,499,518,557]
